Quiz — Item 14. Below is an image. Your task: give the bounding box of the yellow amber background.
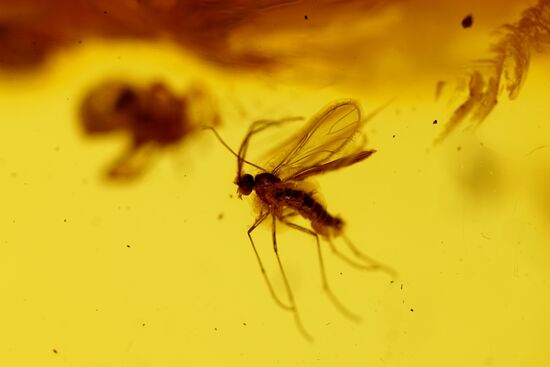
[1,8,550,367]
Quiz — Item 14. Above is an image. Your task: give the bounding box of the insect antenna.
[203,126,266,172]
[234,117,303,177]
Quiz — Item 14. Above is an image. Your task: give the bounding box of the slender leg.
[247,212,292,310]
[272,216,313,341]
[324,235,397,279]
[326,238,383,271]
[281,220,361,322]
[341,234,398,280]
[280,210,299,220]
[327,238,375,270]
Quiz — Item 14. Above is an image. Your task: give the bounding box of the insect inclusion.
[208,100,396,340]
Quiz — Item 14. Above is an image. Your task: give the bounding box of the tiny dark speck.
[214,327,218,331]
[52,349,58,354]
[304,15,308,20]
[457,146,462,151]
[63,219,67,223]
[410,308,414,312]
[126,244,131,248]
[462,14,473,28]
[242,322,247,326]
[392,134,396,138]
[142,323,146,326]
[433,119,438,124]
[217,212,224,220]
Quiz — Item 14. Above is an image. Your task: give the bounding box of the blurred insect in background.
[437,0,550,143]
[208,100,396,340]
[80,80,220,180]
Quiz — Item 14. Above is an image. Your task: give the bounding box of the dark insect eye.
[237,174,254,196]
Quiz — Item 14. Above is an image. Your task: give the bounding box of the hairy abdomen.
[272,187,343,237]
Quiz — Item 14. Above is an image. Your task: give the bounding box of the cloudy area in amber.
[1,1,549,366]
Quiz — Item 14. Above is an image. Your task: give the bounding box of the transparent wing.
[268,100,365,180]
[289,149,376,181]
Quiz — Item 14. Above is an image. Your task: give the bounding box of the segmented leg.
[272,216,313,341]
[339,234,397,280]
[281,219,361,322]
[247,212,292,310]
